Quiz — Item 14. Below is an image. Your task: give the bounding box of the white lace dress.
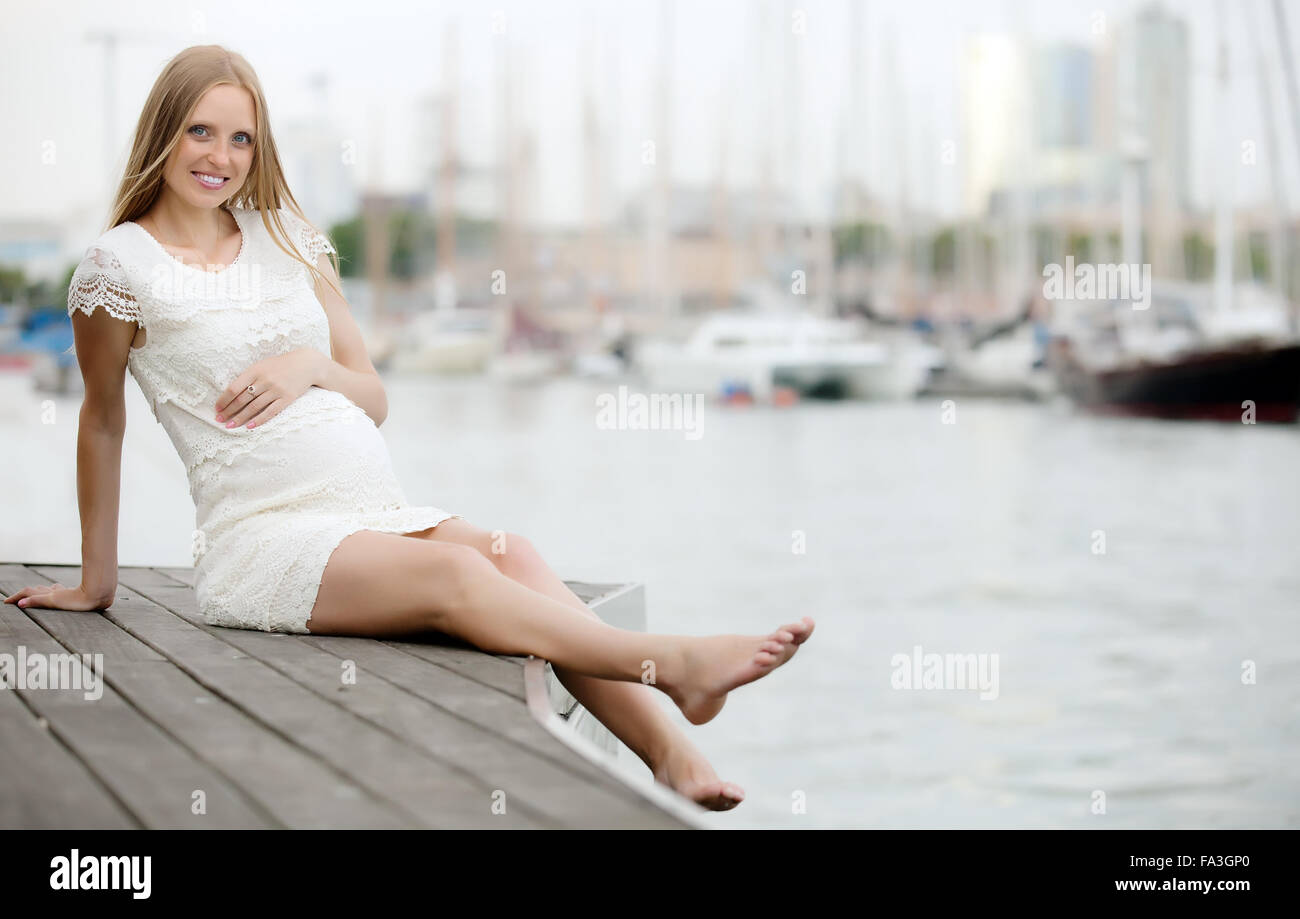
[66,205,461,633]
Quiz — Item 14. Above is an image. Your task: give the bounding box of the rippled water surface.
[4,370,1297,828]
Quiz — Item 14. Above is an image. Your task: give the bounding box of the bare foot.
[768,616,815,667]
[664,617,815,725]
[652,747,745,811]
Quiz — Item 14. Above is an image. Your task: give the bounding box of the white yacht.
[635,309,939,402]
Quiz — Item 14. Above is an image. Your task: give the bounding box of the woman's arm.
[7,290,140,613]
[307,253,388,427]
[70,304,137,606]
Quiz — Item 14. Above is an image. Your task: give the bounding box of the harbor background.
[2,0,1299,827]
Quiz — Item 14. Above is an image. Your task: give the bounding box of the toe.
[693,781,742,811]
[706,787,743,810]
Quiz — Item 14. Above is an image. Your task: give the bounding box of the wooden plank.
[0,565,275,829]
[120,569,684,827]
[294,635,687,828]
[268,632,680,828]
[12,564,696,828]
[154,566,194,588]
[155,566,644,771]
[390,639,529,700]
[89,568,546,828]
[18,570,417,829]
[0,675,137,829]
[122,570,612,781]
[297,635,654,793]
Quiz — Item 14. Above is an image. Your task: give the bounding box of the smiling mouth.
[192,171,230,189]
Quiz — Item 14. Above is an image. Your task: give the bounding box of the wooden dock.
[0,562,706,829]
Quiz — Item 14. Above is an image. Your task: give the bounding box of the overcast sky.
[3,0,1299,227]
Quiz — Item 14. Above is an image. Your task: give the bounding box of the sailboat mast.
[1245,0,1289,306]
[435,19,460,285]
[1117,22,1144,273]
[1212,0,1233,317]
[1271,0,1300,320]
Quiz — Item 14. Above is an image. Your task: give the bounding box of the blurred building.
[1027,42,1102,214]
[962,34,1031,219]
[967,4,1190,217]
[964,3,1193,283]
[1122,3,1191,213]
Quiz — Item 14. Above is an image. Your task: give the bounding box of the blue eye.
[189,125,252,143]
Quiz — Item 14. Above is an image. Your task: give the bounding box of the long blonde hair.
[107,44,343,300]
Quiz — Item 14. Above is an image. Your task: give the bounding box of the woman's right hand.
[3,582,110,612]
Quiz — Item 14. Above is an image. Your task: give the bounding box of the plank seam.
[101,576,437,828]
[382,639,528,702]
[122,572,665,814]
[2,568,149,829]
[298,634,644,809]
[15,566,289,829]
[104,567,671,825]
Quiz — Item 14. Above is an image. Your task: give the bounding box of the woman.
[3,45,814,812]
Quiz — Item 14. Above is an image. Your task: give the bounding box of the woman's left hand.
[215,348,324,429]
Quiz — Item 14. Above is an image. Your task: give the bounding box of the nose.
[207,144,234,171]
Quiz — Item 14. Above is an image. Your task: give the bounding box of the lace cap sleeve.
[67,245,141,324]
[280,208,336,263]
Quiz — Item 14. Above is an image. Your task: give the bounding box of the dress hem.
[198,508,464,634]
[296,511,466,634]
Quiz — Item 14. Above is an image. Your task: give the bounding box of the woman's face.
[163,84,256,208]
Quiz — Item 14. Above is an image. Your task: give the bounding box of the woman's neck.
[139,191,231,248]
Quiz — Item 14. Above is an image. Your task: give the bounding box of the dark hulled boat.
[1049,338,1300,423]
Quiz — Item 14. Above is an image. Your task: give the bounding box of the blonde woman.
[4,45,813,812]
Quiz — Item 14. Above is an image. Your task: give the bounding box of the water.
[3,370,1298,828]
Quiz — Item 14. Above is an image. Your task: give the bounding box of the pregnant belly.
[191,394,409,543]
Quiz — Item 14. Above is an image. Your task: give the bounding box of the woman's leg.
[404,519,761,809]
[306,526,814,728]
